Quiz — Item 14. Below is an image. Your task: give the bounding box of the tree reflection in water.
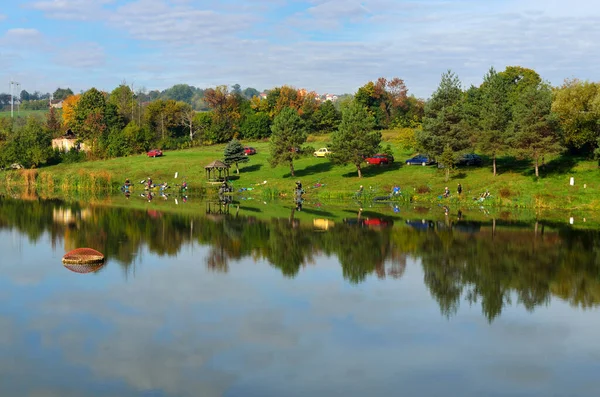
[1,196,600,322]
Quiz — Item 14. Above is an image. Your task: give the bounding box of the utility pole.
[9,80,20,118]
[16,82,21,115]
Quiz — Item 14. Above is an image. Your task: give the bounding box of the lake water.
[1,195,600,396]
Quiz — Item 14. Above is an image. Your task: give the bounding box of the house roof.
[204,160,229,169]
[61,129,77,139]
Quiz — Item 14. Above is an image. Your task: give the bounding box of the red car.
[147,149,163,157]
[365,153,394,165]
[244,147,256,155]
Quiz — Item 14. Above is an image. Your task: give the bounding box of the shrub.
[416,185,430,194]
[499,187,512,198]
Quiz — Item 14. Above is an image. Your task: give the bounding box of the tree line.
[1,66,600,176]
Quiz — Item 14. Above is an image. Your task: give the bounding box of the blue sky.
[1,0,599,98]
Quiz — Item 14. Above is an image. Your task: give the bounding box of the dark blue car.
[405,155,435,166]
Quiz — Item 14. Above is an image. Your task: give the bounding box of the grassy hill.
[1,133,599,210]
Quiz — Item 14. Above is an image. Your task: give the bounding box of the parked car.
[147,149,163,157]
[244,147,256,155]
[365,153,394,165]
[313,148,332,157]
[457,153,482,166]
[405,155,434,166]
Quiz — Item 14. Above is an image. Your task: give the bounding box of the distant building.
[50,99,63,109]
[51,129,89,152]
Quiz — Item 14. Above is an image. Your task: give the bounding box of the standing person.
[355,185,364,199]
[444,186,450,198]
[457,183,462,195]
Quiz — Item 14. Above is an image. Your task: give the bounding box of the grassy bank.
[1,134,599,210]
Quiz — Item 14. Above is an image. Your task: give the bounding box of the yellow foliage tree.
[61,94,81,129]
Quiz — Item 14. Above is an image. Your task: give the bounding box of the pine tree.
[329,101,378,178]
[510,83,561,177]
[479,67,511,176]
[269,107,306,176]
[223,138,248,174]
[416,70,470,172]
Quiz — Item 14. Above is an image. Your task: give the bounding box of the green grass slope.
[2,136,600,210]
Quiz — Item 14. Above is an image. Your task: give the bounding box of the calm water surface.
[1,197,600,396]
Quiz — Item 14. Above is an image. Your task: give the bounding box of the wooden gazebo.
[204,160,230,182]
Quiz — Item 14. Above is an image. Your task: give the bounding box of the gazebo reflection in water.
[205,200,231,215]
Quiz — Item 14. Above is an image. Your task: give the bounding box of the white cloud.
[108,0,257,44]
[26,0,115,20]
[6,0,600,97]
[54,42,106,68]
[2,28,43,43]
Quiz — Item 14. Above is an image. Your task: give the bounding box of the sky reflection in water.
[0,200,599,397]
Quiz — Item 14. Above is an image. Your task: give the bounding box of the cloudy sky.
[1,0,599,98]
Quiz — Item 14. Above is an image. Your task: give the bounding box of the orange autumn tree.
[61,94,81,129]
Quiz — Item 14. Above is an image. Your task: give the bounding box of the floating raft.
[63,262,105,274]
[62,248,105,265]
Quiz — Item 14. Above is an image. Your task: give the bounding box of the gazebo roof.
[204,160,229,169]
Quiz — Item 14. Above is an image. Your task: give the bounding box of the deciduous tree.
[61,94,80,128]
[203,85,242,143]
[552,79,600,153]
[53,87,74,101]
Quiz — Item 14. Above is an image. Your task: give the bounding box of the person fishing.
[355,185,364,199]
[294,181,304,211]
[122,178,131,193]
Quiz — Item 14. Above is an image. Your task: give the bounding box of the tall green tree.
[45,107,62,137]
[1,117,52,168]
[144,99,187,142]
[329,101,378,178]
[313,100,341,134]
[53,87,74,101]
[223,138,248,174]
[240,111,271,139]
[203,85,242,143]
[417,70,470,180]
[73,88,109,156]
[479,67,511,176]
[552,79,600,153]
[269,107,306,176]
[108,84,135,125]
[510,82,562,177]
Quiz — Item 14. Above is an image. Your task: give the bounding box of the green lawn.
[2,135,600,210]
[0,109,48,118]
